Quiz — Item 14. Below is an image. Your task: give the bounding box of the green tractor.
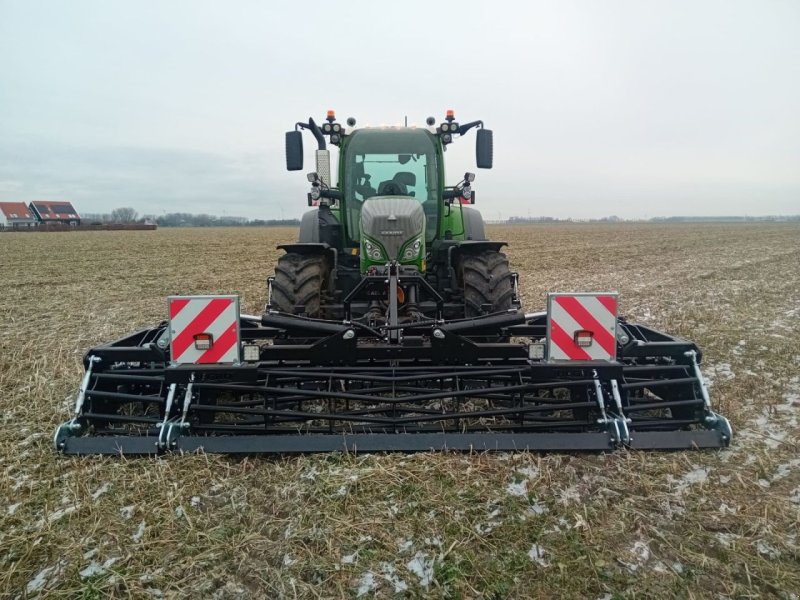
[270,110,517,327]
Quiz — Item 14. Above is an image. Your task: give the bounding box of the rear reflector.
[193,333,214,351]
[573,329,593,347]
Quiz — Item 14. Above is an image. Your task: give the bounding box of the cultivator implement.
[55,295,731,455]
[54,112,732,455]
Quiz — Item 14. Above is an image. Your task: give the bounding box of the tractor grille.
[361,197,425,259]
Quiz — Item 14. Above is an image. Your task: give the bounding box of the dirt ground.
[1,223,799,599]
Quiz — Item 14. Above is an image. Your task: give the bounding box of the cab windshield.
[343,129,438,243]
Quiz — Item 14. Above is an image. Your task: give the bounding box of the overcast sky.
[1,0,798,219]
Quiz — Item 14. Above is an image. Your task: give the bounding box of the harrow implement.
[54,296,731,455]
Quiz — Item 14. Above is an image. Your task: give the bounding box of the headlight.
[364,239,385,261]
[402,237,423,260]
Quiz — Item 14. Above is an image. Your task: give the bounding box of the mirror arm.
[321,189,342,200]
[457,120,484,136]
[296,118,327,150]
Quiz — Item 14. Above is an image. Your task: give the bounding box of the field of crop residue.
[1,223,799,599]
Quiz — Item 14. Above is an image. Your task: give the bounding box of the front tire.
[459,251,515,317]
[271,253,327,317]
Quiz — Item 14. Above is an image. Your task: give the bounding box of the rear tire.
[459,251,514,317]
[271,253,327,317]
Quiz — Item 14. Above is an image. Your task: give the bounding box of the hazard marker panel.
[546,293,618,361]
[168,295,240,365]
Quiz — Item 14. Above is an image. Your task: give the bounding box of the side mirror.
[476,129,493,169]
[285,131,303,171]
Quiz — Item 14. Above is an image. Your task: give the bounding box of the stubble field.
[1,223,799,599]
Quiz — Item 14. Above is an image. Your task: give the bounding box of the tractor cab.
[343,128,440,246]
[285,110,494,274]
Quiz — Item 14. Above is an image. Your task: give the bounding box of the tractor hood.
[360,197,425,262]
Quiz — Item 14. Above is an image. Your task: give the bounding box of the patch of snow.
[397,539,414,553]
[12,473,30,491]
[174,506,185,519]
[506,480,527,497]
[302,466,320,481]
[7,502,21,515]
[190,496,201,507]
[284,523,295,539]
[91,483,110,500]
[133,521,146,543]
[120,505,135,520]
[772,459,800,482]
[26,563,60,594]
[283,554,296,567]
[620,541,650,572]
[527,544,550,567]
[683,467,709,485]
[756,540,781,559]
[80,557,118,579]
[335,485,348,497]
[652,560,669,573]
[406,552,434,587]
[705,363,734,388]
[719,475,732,485]
[139,568,164,583]
[714,532,740,548]
[517,466,540,479]
[80,563,104,579]
[380,563,408,593]
[423,536,442,547]
[40,505,77,526]
[529,502,548,516]
[718,503,737,515]
[356,571,377,596]
[789,487,800,505]
[145,588,163,598]
[672,562,684,574]
[672,467,711,495]
[341,552,357,564]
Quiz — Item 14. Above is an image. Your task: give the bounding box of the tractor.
[270,110,511,330]
[53,111,732,455]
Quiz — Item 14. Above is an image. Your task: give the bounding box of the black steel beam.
[627,430,728,450]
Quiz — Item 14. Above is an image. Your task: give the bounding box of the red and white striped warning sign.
[168,295,240,364]
[546,293,618,361]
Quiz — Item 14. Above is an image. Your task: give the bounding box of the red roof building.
[0,202,38,228]
[29,201,81,225]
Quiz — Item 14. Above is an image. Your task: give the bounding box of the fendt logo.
[380,230,404,236]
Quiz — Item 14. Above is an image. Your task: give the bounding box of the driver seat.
[377,172,416,196]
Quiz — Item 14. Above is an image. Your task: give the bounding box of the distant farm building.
[29,201,81,226]
[0,202,38,229]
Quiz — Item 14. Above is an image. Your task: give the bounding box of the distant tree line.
[508,215,800,224]
[82,208,300,227]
